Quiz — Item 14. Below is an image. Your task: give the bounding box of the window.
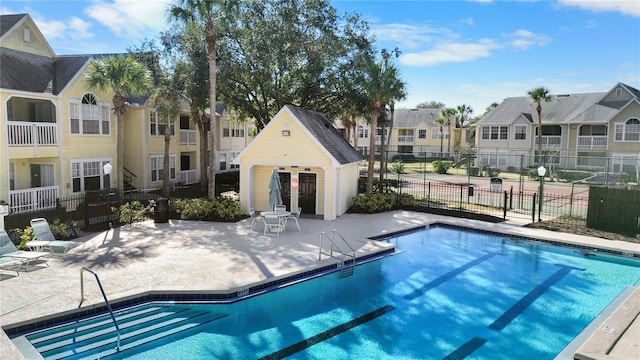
[614,118,640,142]
[233,128,244,137]
[230,152,240,169]
[150,155,176,182]
[358,126,368,138]
[432,129,449,139]
[70,94,110,135]
[71,159,111,193]
[515,125,526,140]
[219,153,227,171]
[23,26,31,42]
[150,111,175,136]
[481,126,508,140]
[418,129,427,139]
[9,163,15,190]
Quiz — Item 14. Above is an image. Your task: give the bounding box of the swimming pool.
[17,225,640,359]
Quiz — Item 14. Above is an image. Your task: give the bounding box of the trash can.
[468,185,474,197]
[155,197,169,223]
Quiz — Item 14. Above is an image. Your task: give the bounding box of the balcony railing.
[9,186,59,214]
[7,122,58,146]
[534,135,561,146]
[179,169,198,184]
[180,129,197,145]
[397,135,414,143]
[577,135,607,149]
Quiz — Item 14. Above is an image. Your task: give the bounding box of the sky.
[1,0,639,117]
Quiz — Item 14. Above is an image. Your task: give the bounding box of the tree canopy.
[216,0,374,130]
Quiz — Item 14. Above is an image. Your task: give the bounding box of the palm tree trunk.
[117,113,125,191]
[163,126,171,198]
[537,105,542,165]
[206,20,217,200]
[366,103,380,194]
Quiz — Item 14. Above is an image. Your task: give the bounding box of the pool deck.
[1,211,639,359]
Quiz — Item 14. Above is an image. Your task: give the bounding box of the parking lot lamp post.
[537,165,546,222]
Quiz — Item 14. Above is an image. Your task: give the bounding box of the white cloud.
[400,39,501,66]
[85,0,171,38]
[508,29,551,50]
[372,23,451,50]
[68,17,94,40]
[558,0,640,17]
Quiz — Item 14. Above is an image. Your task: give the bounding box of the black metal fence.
[396,177,589,224]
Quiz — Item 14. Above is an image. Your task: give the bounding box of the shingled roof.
[286,105,363,165]
[0,47,90,94]
[0,13,25,38]
[393,108,442,128]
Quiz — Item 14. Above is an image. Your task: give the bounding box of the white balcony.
[180,129,197,146]
[397,135,414,143]
[535,136,561,146]
[577,135,607,149]
[8,186,59,214]
[179,169,198,184]
[7,122,58,146]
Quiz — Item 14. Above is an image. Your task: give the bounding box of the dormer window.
[22,26,31,43]
[616,88,622,97]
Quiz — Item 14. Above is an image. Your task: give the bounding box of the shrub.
[11,226,34,250]
[432,160,452,174]
[49,218,76,239]
[172,197,245,221]
[350,192,416,213]
[172,198,214,220]
[484,167,501,178]
[114,201,154,226]
[467,166,480,176]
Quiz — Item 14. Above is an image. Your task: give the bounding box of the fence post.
[459,185,463,211]
[509,186,513,209]
[427,182,431,208]
[503,191,508,219]
[532,193,537,223]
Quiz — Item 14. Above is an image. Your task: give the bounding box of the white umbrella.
[268,168,283,209]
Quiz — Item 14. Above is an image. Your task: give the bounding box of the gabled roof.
[286,105,363,165]
[0,13,25,38]
[477,92,605,126]
[0,47,90,94]
[393,108,442,128]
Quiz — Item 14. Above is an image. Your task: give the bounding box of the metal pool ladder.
[319,230,356,277]
[80,267,121,351]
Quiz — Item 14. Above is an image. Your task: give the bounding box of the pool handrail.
[80,267,121,351]
[318,230,356,276]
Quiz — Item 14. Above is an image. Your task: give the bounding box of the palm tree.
[169,0,239,199]
[360,55,405,194]
[528,87,553,165]
[85,55,152,191]
[434,116,446,156]
[455,104,473,158]
[151,89,181,198]
[441,107,456,157]
[379,48,406,187]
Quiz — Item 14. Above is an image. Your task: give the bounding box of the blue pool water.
[23,226,640,359]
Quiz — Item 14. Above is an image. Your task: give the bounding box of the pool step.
[27,305,227,360]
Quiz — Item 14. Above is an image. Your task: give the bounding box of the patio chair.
[263,215,285,236]
[285,207,302,231]
[273,204,287,212]
[249,208,264,230]
[0,229,50,271]
[28,218,81,255]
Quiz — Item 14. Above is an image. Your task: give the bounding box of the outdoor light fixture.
[537,165,546,222]
[103,163,112,175]
[282,130,290,136]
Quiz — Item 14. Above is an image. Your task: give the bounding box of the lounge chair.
[285,207,302,231]
[0,229,50,271]
[249,208,264,230]
[0,256,25,276]
[28,218,81,255]
[263,215,285,236]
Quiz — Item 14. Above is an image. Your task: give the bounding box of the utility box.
[155,198,169,223]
